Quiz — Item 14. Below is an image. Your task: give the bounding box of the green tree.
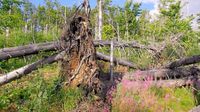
[0,0,23,35]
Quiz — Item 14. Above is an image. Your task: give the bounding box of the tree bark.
[98,0,103,40]
[166,55,200,69]
[59,14,100,88]
[152,79,193,87]
[127,67,200,80]
[95,14,98,40]
[96,52,136,68]
[0,51,65,86]
[0,40,156,61]
[0,51,134,86]
[0,42,60,61]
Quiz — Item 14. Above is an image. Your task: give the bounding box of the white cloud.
[132,0,160,20]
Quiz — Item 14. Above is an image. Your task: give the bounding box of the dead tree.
[0,52,135,86]
[0,40,157,61]
[59,3,101,91]
[0,51,66,86]
[166,55,200,69]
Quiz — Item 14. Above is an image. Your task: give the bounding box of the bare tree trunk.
[98,0,103,40]
[0,51,65,86]
[125,10,129,41]
[127,67,200,80]
[6,27,9,37]
[95,14,98,40]
[64,6,67,24]
[166,55,200,69]
[117,22,120,41]
[45,24,48,34]
[24,24,28,34]
[110,40,114,81]
[0,40,158,61]
[6,8,11,38]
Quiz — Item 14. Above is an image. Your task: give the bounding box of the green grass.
[0,64,83,112]
[151,87,196,112]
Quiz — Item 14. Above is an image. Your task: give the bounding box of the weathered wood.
[0,40,157,61]
[166,55,200,69]
[127,67,200,80]
[94,40,157,52]
[154,33,183,58]
[152,78,194,87]
[0,52,134,86]
[110,40,114,81]
[96,52,136,68]
[0,51,66,86]
[0,42,60,61]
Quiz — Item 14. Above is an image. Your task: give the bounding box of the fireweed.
[109,70,195,112]
[111,70,164,112]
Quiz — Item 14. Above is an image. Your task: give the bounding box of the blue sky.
[29,0,154,11]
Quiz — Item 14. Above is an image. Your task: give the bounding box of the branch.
[154,34,183,58]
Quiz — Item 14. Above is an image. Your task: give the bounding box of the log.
[153,78,194,87]
[0,52,134,86]
[127,67,200,80]
[96,52,136,68]
[94,40,157,52]
[0,40,157,61]
[0,42,60,61]
[166,55,200,69]
[0,51,66,86]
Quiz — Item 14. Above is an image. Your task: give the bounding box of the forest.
[0,0,200,112]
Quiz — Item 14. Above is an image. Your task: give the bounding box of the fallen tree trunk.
[0,42,60,61]
[153,78,194,87]
[0,40,157,61]
[94,40,157,52]
[0,51,66,86]
[96,52,136,68]
[0,52,134,86]
[127,67,200,80]
[166,55,200,69]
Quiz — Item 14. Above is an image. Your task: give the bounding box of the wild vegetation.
[0,0,200,112]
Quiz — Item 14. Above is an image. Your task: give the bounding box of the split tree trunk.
[60,14,100,89]
[98,0,103,40]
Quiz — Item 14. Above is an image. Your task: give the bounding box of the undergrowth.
[111,71,196,112]
[0,64,83,112]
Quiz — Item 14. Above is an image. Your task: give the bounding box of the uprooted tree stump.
[60,14,101,93]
